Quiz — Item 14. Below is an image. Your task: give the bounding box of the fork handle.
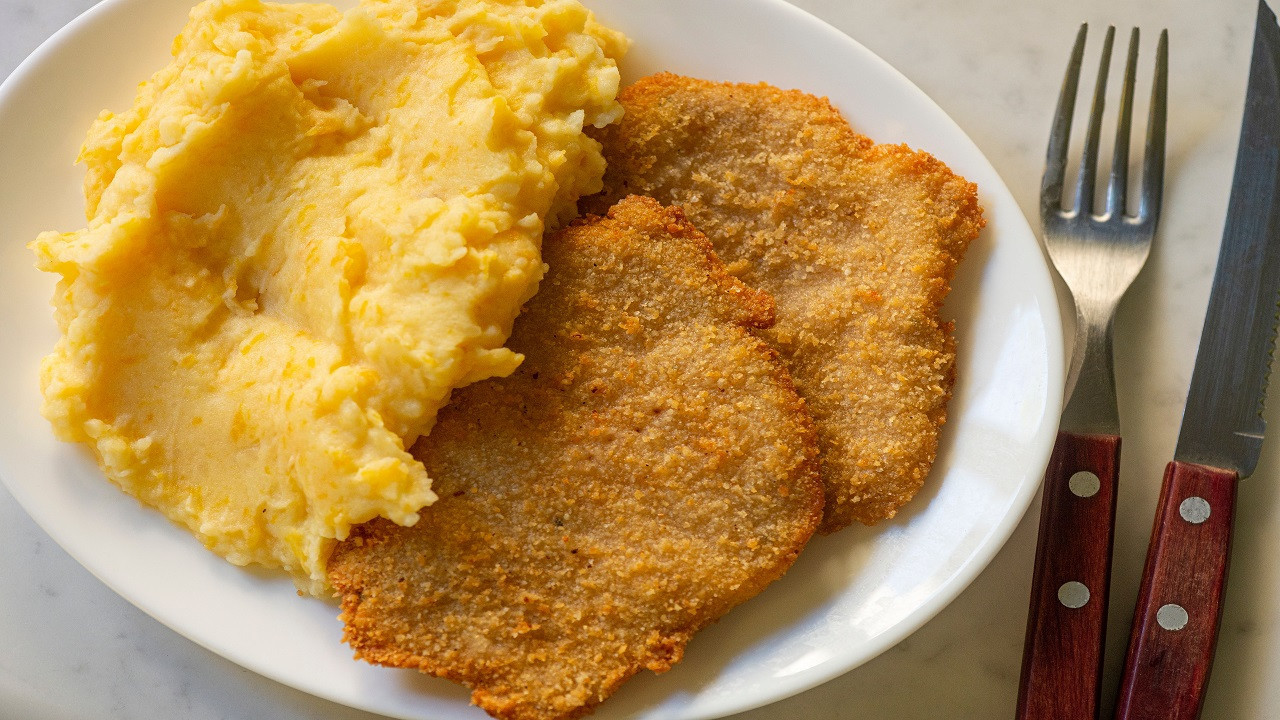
[1016,430,1120,720]
[1112,461,1238,720]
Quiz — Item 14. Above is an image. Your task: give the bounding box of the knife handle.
[1016,430,1120,720]
[1113,461,1238,720]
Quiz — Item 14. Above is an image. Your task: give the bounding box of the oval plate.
[0,0,1063,718]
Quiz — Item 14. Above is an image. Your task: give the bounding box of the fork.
[1015,24,1167,720]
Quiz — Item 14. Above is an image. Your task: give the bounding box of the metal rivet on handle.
[1058,581,1090,609]
[1157,603,1189,631]
[1069,471,1101,498]
[1179,496,1211,524]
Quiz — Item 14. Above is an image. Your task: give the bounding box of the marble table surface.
[2,0,1277,718]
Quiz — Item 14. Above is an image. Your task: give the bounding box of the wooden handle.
[1017,430,1121,720]
[1113,461,1238,720]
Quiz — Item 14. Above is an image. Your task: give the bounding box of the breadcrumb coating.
[328,196,823,720]
[585,73,983,529]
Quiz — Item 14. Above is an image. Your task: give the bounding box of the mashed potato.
[31,0,625,594]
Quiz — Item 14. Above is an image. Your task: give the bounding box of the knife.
[1113,3,1280,719]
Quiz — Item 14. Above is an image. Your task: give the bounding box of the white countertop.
[2,0,1276,718]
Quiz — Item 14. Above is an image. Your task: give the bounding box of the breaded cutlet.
[328,196,824,720]
[584,73,983,530]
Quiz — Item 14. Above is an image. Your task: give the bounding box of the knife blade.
[1175,8,1280,477]
[1113,3,1280,719]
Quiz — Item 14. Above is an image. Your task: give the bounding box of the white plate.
[0,1,1064,718]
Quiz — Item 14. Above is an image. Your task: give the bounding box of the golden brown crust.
[584,73,984,530]
[328,196,823,720]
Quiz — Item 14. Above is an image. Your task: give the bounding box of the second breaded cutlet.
[585,73,984,530]
[328,196,824,720]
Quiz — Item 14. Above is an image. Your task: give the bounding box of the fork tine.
[1043,24,1089,216]
[1140,30,1169,223]
[1076,26,1116,215]
[1106,29,1140,217]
